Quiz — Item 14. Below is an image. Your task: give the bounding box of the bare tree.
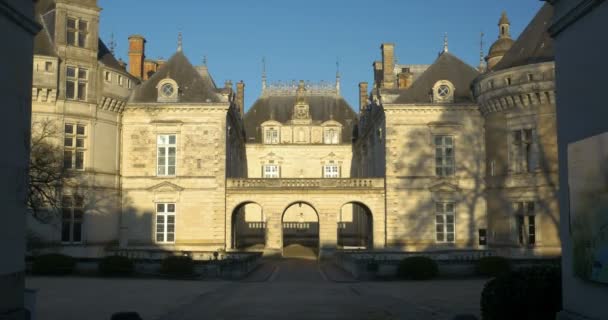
[28,118,64,222]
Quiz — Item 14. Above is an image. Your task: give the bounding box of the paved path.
[27,258,485,320]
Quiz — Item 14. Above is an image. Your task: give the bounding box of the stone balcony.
[226,178,385,189]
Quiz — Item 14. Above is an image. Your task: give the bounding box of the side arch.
[230,201,265,250]
[337,201,374,249]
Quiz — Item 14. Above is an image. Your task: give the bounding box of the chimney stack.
[381,43,396,89]
[373,61,383,89]
[128,35,146,79]
[359,82,368,113]
[398,68,413,89]
[236,81,245,116]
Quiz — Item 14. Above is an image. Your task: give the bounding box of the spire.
[177,32,183,52]
[335,58,341,95]
[203,55,207,66]
[262,57,267,92]
[443,32,449,53]
[498,11,511,38]
[478,31,486,72]
[108,32,116,55]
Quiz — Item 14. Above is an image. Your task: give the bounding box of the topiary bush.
[481,265,561,320]
[31,253,75,275]
[476,256,511,277]
[160,255,195,277]
[397,256,438,280]
[99,255,134,276]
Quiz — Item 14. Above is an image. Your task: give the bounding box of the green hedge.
[397,256,438,280]
[476,256,511,277]
[160,255,195,277]
[481,266,561,320]
[31,253,75,275]
[99,255,134,276]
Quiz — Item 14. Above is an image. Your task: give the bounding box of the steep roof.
[493,3,554,71]
[98,39,126,71]
[243,95,358,143]
[129,51,222,104]
[393,52,480,104]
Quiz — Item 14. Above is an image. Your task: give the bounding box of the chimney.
[143,60,157,80]
[359,82,368,113]
[373,61,383,89]
[398,67,413,89]
[128,35,146,79]
[381,43,396,89]
[236,81,245,116]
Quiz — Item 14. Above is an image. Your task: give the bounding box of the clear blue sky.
[98,0,543,111]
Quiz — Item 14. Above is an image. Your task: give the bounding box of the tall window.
[61,195,84,243]
[156,203,175,243]
[324,128,339,144]
[157,135,176,176]
[66,66,88,100]
[434,135,454,176]
[510,128,537,173]
[263,164,279,178]
[67,17,88,47]
[323,164,339,178]
[435,202,455,243]
[64,123,86,170]
[265,128,279,144]
[514,201,536,246]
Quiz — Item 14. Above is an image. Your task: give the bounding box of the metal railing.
[227,178,384,189]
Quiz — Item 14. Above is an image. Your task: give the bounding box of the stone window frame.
[155,202,176,244]
[511,200,538,247]
[66,65,88,101]
[104,70,112,83]
[263,163,280,178]
[63,122,87,171]
[435,201,456,243]
[507,117,540,174]
[156,78,179,103]
[157,134,177,177]
[61,194,85,244]
[66,16,88,48]
[432,80,455,103]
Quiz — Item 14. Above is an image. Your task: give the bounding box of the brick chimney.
[359,82,368,113]
[128,35,146,79]
[381,43,396,89]
[236,81,245,116]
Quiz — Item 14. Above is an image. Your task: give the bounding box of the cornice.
[124,104,230,113]
[383,104,480,114]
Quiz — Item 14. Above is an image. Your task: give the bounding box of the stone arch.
[231,201,265,250]
[337,201,374,249]
[281,201,320,258]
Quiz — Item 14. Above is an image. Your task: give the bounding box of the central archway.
[281,202,319,258]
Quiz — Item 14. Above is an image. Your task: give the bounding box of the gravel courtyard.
[26,259,487,320]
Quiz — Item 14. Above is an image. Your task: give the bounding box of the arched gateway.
[226,178,386,257]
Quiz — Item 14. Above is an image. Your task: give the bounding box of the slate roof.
[493,4,554,71]
[98,39,126,71]
[392,52,480,104]
[129,51,222,104]
[243,95,358,143]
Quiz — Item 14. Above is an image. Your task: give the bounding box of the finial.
[262,57,267,91]
[443,32,449,53]
[177,32,183,52]
[336,58,340,78]
[203,55,207,66]
[479,31,485,71]
[108,32,116,55]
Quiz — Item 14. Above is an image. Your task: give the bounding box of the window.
[510,128,537,173]
[66,66,88,100]
[505,77,512,86]
[514,201,536,246]
[435,202,455,243]
[527,73,534,82]
[323,164,339,178]
[264,127,279,144]
[156,203,175,243]
[128,79,133,89]
[488,80,494,89]
[67,17,88,47]
[324,128,339,144]
[263,164,279,178]
[434,135,454,176]
[104,71,111,82]
[157,135,176,176]
[61,196,84,243]
[118,75,124,86]
[45,61,53,72]
[64,123,86,170]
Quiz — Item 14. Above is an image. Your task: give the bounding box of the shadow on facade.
[338,202,373,249]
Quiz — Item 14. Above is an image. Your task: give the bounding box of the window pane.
[446,224,454,232]
[446,203,454,212]
[445,167,453,176]
[62,222,71,242]
[168,166,175,175]
[168,147,176,157]
[62,208,71,220]
[78,20,88,31]
[528,215,535,226]
[78,82,87,100]
[66,67,76,78]
[435,215,444,223]
[156,225,164,232]
[74,196,83,207]
[527,202,535,213]
[76,138,84,148]
[167,204,175,212]
[156,234,164,242]
[76,125,85,135]
[446,215,454,223]
[67,18,76,29]
[167,216,175,223]
[436,225,444,232]
[158,156,165,166]
[169,135,176,144]
[66,80,75,99]
[436,233,444,241]
[64,151,73,168]
[167,225,175,232]
[158,135,167,144]
[67,31,76,45]
[64,138,73,147]
[446,233,455,242]
[65,124,74,134]
[78,69,87,79]
[436,167,443,176]
[167,233,175,242]
[74,209,84,220]
[45,62,53,72]
[445,137,453,145]
[75,151,84,169]
[157,166,166,176]
[445,148,453,156]
[434,137,443,145]
[156,203,165,212]
[73,223,82,242]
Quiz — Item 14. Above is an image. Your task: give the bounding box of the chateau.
[28,0,560,259]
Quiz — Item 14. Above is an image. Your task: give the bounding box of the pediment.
[428,180,460,193]
[259,152,284,161]
[320,152,337,160]
[147,181,185,192]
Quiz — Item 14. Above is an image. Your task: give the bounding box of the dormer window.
[264,127,279,144]
[432,80,455,103]
[324,128,339,144]
[156,78,179,102]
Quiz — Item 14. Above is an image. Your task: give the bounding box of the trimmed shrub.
[481,265,561,320]
[160,255,195,277]
[99,255,134,276]
[476,256,511,277]
[397,256,438,280]
[31,253,75,275]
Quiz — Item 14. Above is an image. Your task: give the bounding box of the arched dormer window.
[261,120,282,144]
[156,78,179,103]
[321,120,342,144]
[432,80,455,103]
